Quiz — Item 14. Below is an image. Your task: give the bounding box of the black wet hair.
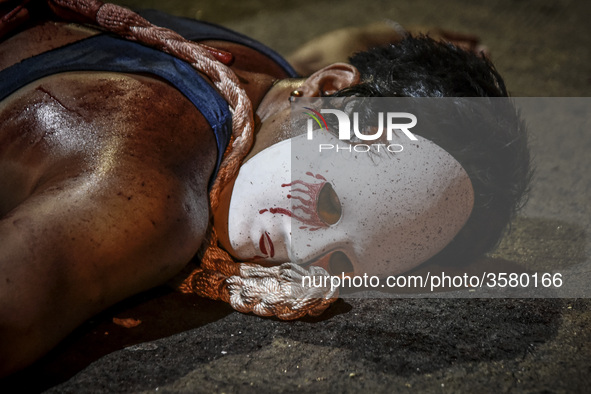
[333,35,532,266]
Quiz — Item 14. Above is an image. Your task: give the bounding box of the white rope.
[226,263,338,319]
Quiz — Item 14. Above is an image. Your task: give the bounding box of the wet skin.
[0,16,364,375]
[0,20,292,376]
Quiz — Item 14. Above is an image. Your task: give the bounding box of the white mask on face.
[224,131,474,277]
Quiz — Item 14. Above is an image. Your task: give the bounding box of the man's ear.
[298,63,361,96]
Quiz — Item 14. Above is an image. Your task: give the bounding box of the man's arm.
[287,21,406,76]
[0,160,208,376]
[287,21,488,76]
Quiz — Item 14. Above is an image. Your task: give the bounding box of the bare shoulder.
[0,70,219,277]
[0,71,218,212]
[0,71,218,274]
[0,71,220,374]
[2,71,217,168]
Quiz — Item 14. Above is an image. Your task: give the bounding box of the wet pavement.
[3,0,590,392]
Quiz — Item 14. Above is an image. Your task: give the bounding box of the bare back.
[0,22,223,375]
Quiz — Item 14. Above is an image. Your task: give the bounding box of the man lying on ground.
[0,0,530,376]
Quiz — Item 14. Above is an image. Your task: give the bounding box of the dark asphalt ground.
[3,0,590,392]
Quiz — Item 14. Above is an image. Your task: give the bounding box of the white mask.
[223,131,473,277]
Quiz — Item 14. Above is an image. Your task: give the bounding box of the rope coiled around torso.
[40,0,337,319]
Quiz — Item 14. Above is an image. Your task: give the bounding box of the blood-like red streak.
[259,172,329,231]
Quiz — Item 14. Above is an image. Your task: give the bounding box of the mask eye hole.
[317,182,342,225]
[329,251,354,276]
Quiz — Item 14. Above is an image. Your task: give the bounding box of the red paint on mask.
[259,231,275,258]
[259,172,329,231]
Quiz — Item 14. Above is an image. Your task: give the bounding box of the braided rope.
[45,0,337,319]
[179,229,337,320]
